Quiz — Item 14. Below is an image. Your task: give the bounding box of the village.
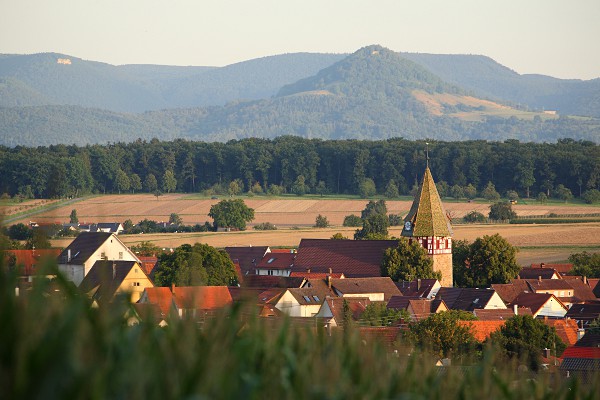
[6,165,600,381]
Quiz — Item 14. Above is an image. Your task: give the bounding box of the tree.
[450,185,464,200]
[315,180,327,197]
[130,173,142,193]
[488,201,517,221]
[122,219,134,233]
[25,229,51,249]
[343,215,362,227]
[536,192,548,204]
[228,179,243,196]
[381,238,441,282]
[555,184,573,203]
[481,181,500,201]
[330,233,348,240]
[267,184,284,196]
[489,315,566,371]
[388,214,402,226]
[361,200,387,219]
[69,209,79,224]
[384,180,400,198]
[463,211,485,223]
[354,214,389,240]
[568,251,600,278]
[130,241,161,256]
[291,175,308,196]
[582,189,600,204]
[169,213,183,226]
[452,234,520,287]
[208,199,255,231]
[406,311,478,360]
[314,214,329,228]
[358,178,376,198]
[250,182,263,195]
[360,303,407,326]
[114,169,130,194]
[154,243,238,287]
[436,181,449,198]
[463,184,477,200]
[162,170,177,193]
[505,190,519,202]
[144,173,158,193]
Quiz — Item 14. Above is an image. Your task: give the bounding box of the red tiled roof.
[359,326,403,347]
[492,281,531,304]
[543,319,580,347]
[292,239,398,277]
[524,279,572,291]
[224,246,269,275]
[324,297,371,323]
[142,287,173,316]
[459,320,506,342]
[137,256,158,276]
[172,286,234,311]
[512,292,566,315]
[4,249,62,275]
[561,347,600,359]
[257,288,285,305]
[290,272,345,279]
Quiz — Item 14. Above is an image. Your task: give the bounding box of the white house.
[57,232,140,286]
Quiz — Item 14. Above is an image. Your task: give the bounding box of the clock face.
[404,221,412,231]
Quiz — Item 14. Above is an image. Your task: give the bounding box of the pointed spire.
[402,166,452,238]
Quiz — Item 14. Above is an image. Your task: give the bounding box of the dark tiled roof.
[256,253,295,271]
[575,332,600,347]
[224,246,269,275]
[519,268,559,280]
[562,279,598,302]
[287,287,329,305]
[292,239,398,277]
[525,279,573,291]
[588,279,600,298]
[79,260,140,302]
[330,277,401,301]
[241,275,305,289]
[58,232,113,264]
[257,288,286,305]
[324,297,371,324]
[511,292,562,315]
[401,167,452,238]
[395,279,439,298]
[359,327,403,348]
[289,272,345,279]
[530,263,573,274]
[492,281,532,304]
[436,287,502,311]
[560,357,600,371]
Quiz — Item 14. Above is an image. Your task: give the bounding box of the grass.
[2,257,600,399]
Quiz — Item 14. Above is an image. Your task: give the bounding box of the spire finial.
[425,142,430,168]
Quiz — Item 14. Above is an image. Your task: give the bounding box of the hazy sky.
[1,0,598,79]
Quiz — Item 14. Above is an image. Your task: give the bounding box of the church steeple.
[401,162,454,287]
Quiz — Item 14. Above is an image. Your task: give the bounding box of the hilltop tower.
[401,164,453,287]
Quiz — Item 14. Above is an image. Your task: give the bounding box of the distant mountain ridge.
[0,46,599,146]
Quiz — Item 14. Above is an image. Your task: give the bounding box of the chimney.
[543,348,551,358]
[112,262,116,280]
[307,268,311,274]
[538,275,542,282]
[329,267,332,275]
[67,249,71,262]
[583,276,588,285]
[540,263,546,268]
[328,275,332,289]
[513,304,518,315]
[417,279,422,291]
[172,283,175,293]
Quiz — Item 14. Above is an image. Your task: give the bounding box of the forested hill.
[401,52,600,118]
[1,46,600,146]
[0,52,345,112]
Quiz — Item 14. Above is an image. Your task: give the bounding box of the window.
[303,296,311,303]
[132,282,140,287]
[119,252,123,259]
[312,295,320,302]
[100,252,106,259]
[267,258,275,264]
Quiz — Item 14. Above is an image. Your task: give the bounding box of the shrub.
[583,189,600,204]
[463,211,485,223]
[314,214,330,228]
[254,222,277,230]
[388,214,402,226]
[489,202,517,221]
[343,214,363,227]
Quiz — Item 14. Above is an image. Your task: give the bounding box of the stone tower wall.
[432,252,453,287]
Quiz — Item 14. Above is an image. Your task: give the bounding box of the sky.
[1,0,598,80]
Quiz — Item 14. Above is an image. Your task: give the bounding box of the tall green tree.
[69,209,79,224]
[130,173,142,193]
[488,202,517,221]
[208,199,255,231]
[162,170,177,193]
[114,169,130,194]
[489,315,566,371]
[381,238,441,282]
[453,234,520,287]
[144,173,158,193]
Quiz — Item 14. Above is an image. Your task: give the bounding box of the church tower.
[401,163,453,287]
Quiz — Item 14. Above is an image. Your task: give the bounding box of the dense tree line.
[0,137,599,200]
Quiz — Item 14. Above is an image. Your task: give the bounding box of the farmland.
[8,194,599,267]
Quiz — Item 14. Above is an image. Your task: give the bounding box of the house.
[560,332,600,379]
[225,246,270,276]
[315,297,371,327]
[78,260,154,304]
[387,296,448,321]
[565,303,600,327]
[472,307,532,320]
[395,279,441,299]
[4,249,62,280]
[137,255,158,277]
[530,263,573,275]
[138,286,175,319]
[493,278,597,308]
[275,287,328,317]
[57,232,141,286]
[128,303,168,327]
[329,277,401,302]
[435,287,507,311]
[291,238,398,277]
[96,223,124,234]
[518,267,561,280]
[492,281,531,304]
[290,271,345,280]
[172,286,234,318]
[542,318,581,347]
[255,252,295,276]
[458,320,506,342]
[511,293,568,318]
